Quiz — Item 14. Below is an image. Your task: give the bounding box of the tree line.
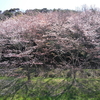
[0,8,76,20]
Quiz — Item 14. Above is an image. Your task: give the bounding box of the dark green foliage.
[2,8,21,18]
[40,8,49,13]
[9,8,20,13]
[3,10,13,17]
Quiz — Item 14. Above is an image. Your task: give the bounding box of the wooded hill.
[0,8,100,78]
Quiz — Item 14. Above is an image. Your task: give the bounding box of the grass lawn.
[0,69,100,100]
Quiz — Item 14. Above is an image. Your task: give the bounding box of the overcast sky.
[0,0,100,11]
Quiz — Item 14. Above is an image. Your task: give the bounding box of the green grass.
[0,69,100,100]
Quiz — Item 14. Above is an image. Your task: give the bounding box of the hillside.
[0,8,100,99]
[0,9,99,72]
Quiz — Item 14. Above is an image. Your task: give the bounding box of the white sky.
[0,0,100,11]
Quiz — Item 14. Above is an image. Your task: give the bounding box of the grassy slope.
[0,69,100,100]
